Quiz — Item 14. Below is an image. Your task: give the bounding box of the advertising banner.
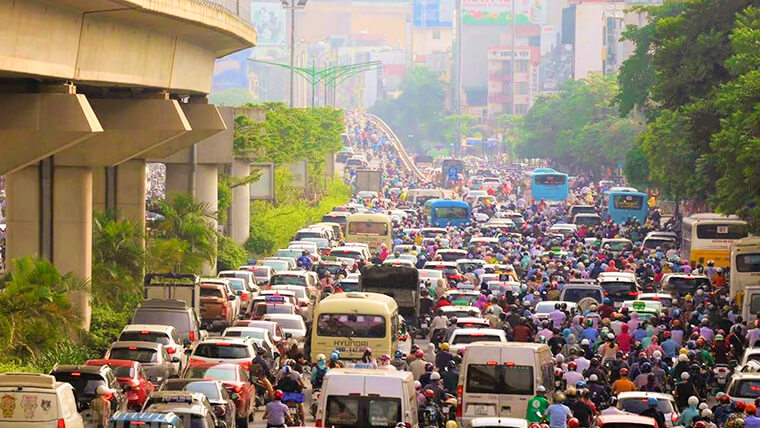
[251,1,287,46]
[462,0,548,26]
[413,0,455,28]
[250,163,275,200]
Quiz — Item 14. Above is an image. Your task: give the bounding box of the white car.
[118,324,187,372]
[263,314,307,342]
[447,328,507,353]
[188,338,256,366]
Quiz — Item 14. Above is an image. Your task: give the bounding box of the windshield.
[267,317,303,330]
[613,194,644,210]
[119,331,171,345]
[52,373,106,397]
[184,366,238,381]
[132,310,191,332]
[465,364,535,395]
[276,250,302,259]
[224,329,266,339]
[562,288,602,303]
[737,254,760,273]
[255,303,294,316]
[667,277,710,295]
[452,334,503,345]
[348,222,389,236]
[433,206,469,219]
[271,275,307,286]
[330,250,364,260]
[697,223,748,240]
[200,287,223,298]
[535,174,566,185]
[164,381,221,401]
[109,347,157,363]
[732,380,760,398]
[606,241,633,252]
[601,281,636,299]
[317,314,387,338]
[110,366,134,378]
[228,278,245,291]
[326,396,401,428]
[193,343,250,359]
[643,238,675,249]
[619,398,674,414]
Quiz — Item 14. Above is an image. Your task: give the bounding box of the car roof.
[263,314,303,321]
[471,417,529,428]
[597,414,656,426]
[617,391,675,401]
[451,328,504,335]
[122,324,175,333]
[110,341,164,350]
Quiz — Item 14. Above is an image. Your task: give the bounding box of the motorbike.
[420,403,441,428]
[310,389,321,419]
[711,363,733,394]
[283,392,305,427]
[416,315,432,339]
[440,394,458,423]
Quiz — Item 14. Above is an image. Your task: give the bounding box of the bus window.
[317,314,387,338]
[348,222,388,235]
[697,224,748,240]
[534,175,566,185]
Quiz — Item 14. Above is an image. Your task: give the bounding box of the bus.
[606,189,649,224]
[345,213,393,252]
[427,199,471,227]
[682,213,749,268]
[530,168,569,202]
[730,236,760,299]
[310,292,399,361]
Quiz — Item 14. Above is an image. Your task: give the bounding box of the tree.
[441,114,477,146]
[92,211,145,305]
[371,65,447,152]
[150,194,217,273]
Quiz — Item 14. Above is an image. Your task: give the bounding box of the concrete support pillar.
[53,166,93,330]
[195,164,218,275]
[116,159,147,231]
[228,159,250,245]
[165,163,195,196]
[5,166,42,265]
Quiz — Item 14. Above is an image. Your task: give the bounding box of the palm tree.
[92,211,145,304]
[150,193,217,273]
[0,257,88,358]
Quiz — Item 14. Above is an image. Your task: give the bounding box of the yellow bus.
[682,213,749,268]
[345,213,392,252]
[310,292,399,361]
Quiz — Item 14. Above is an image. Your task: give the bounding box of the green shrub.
[30,342,98,373]
[87,303,135,357]
[217,234,249,271]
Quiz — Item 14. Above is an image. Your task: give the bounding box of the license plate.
[421,323,428,328]
[442,407,449,415]
[474,405,490,416]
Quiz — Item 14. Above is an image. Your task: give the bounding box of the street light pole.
[282,0,308,108]
[511,0,516,115]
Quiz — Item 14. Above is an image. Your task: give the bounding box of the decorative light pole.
[280,0,309,107]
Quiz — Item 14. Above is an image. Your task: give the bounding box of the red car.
[85,359,154,410]
[182,362,255,427]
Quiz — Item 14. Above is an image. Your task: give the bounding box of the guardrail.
[191,0,251,23]
[369,114,428,183]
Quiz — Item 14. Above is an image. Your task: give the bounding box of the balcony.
[488,72,513,82]
[488,95,511,104]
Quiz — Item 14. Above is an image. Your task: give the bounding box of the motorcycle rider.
[391,349,409,371]
[526,385,549,423]
[310,354,329,390]
[263,390,292,428]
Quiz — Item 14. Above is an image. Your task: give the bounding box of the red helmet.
[274,390,284,400]
[694,422,706,428]
[747,404,757,415]
[620,368,629,376]
[719,394,731,404]
[568,418,580,428]
[530,424,541,428]
[540,424,550,428]
[424,389,436,399]
[697,338,706,346]
[663,331,672,338]
[568,362,577,370]
[736,401,747,412]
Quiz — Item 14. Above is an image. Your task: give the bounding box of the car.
[223,277,257,315]
[199,281,238,330]
[104,341,180,385]
[637,293,676,308]
[600,238,634,255]
[617,391,678,427]
[118,324,186,372]
[259,258,290,272]
[0,373,85,427]
[559,283,605,305]
[221,327,279,369]
[242,265,274,286]
[141,391,223,428]
[548,223,577,236]
[740,348,760,366]
[84,359,155,411]
[265,256,298,270]
[132,299,206,348]
[217,270,259,299]
[660,273,711,297]
[598,274,640,307]
[232,320,286,345]
[161,379,237,428]
[455,317,490,329]
[382,257,416,268]
[444,290,481,306]
[436,249,468,262]
[270,270,319,289]
[337,272,361,292]
[270,284,319,312]
[642,232,678,250]
[181,363,255,427]
[595,414,658,428]
[418,269,447,293]
[327,246,367,262]
[248,297,297,320]
[424,261,465,285]
[573,213,601,226]
[534,301,577,320]
[49,364,127,413]
[439,305,482,320]
[447,328,508,354]
[470,417,529,428]
[262,313,307,341]
[188,338,257,370]
[456,258,486,273]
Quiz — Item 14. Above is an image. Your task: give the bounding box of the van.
[458,343,554,428]
[132,299,206,347]
[316,368,418,428]
[0,373,85,428]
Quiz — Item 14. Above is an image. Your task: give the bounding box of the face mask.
[318,360,326,369]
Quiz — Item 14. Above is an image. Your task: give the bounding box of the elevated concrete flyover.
[0,0,256,328]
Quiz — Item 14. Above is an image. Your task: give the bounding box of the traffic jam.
[4,111,760,428]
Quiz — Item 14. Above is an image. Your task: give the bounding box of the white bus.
[681,213,748,268]
[731,236,760,299]
[345,213,392,252]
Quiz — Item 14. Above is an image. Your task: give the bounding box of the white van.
[458,343,554,428]
[0,373,84,428]
[316,368,418,428]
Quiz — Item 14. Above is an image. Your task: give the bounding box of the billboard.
[413,0,455,28]
[251,1,287,46]
[250,163,275,200]
[462,0,548,26]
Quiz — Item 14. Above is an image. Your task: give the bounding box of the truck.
[359,265,419,323]
[440,159,464,188]
[354,169,382,192]
[144,273,201,316]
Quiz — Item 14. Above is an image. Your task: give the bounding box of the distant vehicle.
[605,189,648,224]
[731,236,760,299]
[84,359,155,411]
[682,213,748,267]
[427,199,472,227]
[530,168,569,202]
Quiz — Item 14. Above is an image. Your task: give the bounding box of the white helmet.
[430,372,441,381]
[589,374,598,382]
[688,396,699,407]
[537,385,546,393]
[681,372,690,380]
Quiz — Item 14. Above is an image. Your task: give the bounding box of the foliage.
[623,145,651,191]
[218,176,232,227]
[217,234,249,271]
[515,74,639,174]
[92,211,144,305]
[30,342,98,373]
[441,114,477,146]
[371,66,447,152]
[618,0,757,201]
[0,257,87,360]
[246,171,352,257]
[88,303,135,357]
[149,194,217,273]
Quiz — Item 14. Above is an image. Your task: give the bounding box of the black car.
[161,379,236,428]
[50,364,128,413]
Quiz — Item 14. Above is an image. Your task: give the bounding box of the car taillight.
[240,361,251,371]
[166,346,176,354]
[58,418,66,428]
[629,291,640,296]
[188,331,196,342]
[189,358,205,365]
[672,412,679,423]
[241,293,249,301]
[299,301,309,307]
[456,385,463,418]
[316,419,322,427]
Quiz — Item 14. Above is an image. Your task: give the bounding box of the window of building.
[433,30,441,40]
[516,82,529,95]
[515,60,529,73]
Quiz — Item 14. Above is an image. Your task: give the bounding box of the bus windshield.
[433,207,469,219]
[348,222,389,236]
[613,194,644,210]
[317,314,386,338]
[535,174,566,185]
[697,224,748,240]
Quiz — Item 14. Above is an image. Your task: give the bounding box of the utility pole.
[456,0,463,156]
[281,0,309,108]
[511,0,516,115]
